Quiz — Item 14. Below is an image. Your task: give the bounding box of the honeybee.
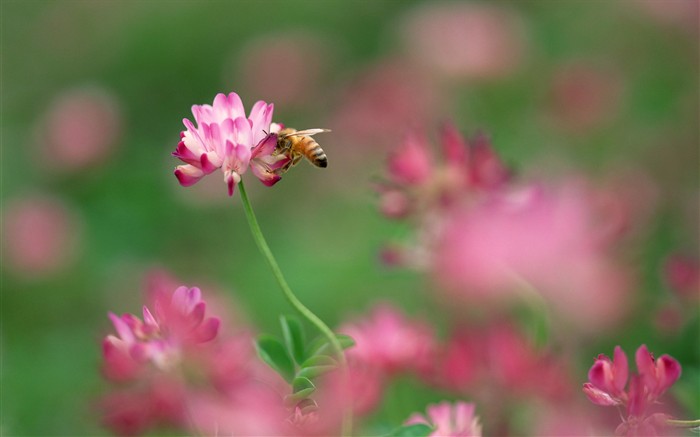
[274,127,330,174]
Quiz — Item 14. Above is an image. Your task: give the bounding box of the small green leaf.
[255,334,295,382]
[385,423,433,437]
[292,376,316,397]
[301,354,337,368]
[297,365,337,379]
[306,333,356,357]
[280,315,306,365]
[284,377,316,406]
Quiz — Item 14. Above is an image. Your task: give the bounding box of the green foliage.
[255,334,295,383]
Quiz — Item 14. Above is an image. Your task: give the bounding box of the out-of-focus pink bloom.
[173,93,288,195]
[235,33,327,107]
[664,254,700,300]
[432,182,631,331]
[2,195,81,278]
[330,60,442,150]
[406,401,482,437]
[35,86,122,172]
[635,0,699,33]
[188,384,291,436]
[431,322,572,401]
[583,345,681,436]
[399,2,528,80]
[378,124,510,225]
[104,285,220,373]
[100,378,186,437]
[548,61,623,132]
[340,304,437,375]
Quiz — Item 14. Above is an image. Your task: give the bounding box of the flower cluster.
[172,92,289,195]
[583,345,681,436]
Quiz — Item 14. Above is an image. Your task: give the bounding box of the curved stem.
[237,180,352,436]
[666,419,700,429]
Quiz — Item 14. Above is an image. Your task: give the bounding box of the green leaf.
[297,365,337,379]
[306,333,356,357]
[280,315,306,365]
[300,354,337,368]
[385,423,433,437]
[283,377,317,406]
[255,334,295,382]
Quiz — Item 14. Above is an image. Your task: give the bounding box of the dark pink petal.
[655,355,681,395]
[109,312,135,343]
[194,317,220,343]
[200,153,219,174]
[189,301,206,328]
[588,359,615,394]
[635,344,658,393]
[582,382,619,406]
[174,165,204,187]
[129,343,150,363]
[440,122,469,166]
[627,375,649,418]
[469,131,510,189]
[388,133,433,185]
[612,345,629,394]
[172,140,200,166]
[102,338,140,381]
[251,133,278,158]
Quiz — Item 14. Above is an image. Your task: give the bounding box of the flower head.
[583,345,681,436]
[173,92,289,195]
[406,401,482,437]
[104,285,220,373]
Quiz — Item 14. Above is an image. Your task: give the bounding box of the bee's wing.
[282,128,331,138]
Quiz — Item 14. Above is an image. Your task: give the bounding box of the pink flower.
[340,304,436,375]
[399,2,528,80]
[2,195,82,278]
[172,92,288,195]
[432,182,631,331]
[104,285,220,372]
[583,345,681,436]
[406,401,482,437]
[35,86,122,172]
[664,254,700,300]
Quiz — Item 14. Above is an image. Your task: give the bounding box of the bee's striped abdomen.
[301,137,328,168]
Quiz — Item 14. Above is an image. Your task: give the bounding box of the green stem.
[666,419,700,428]
[237,180,352,436]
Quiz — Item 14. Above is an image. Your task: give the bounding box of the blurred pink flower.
[340,304,437,375]
[548,61,623,132]
[35,86,122,172]
[173,92,288,195]
[330,60,442,150]
[664,254,700,300]
[235,33,327,107]
[399,2,528,80]
[2,195,81,278]
[432,182,631,331]
[105,285,220,373]
[406,401,482,437]
[431,322,572,402]
[583,345,681,436]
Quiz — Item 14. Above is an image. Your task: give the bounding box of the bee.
[274,128,330,174]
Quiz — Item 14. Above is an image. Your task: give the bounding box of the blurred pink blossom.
[173,92,288,195]
[330,60,442,150]
[235,33,327,107]
[431,322,572,402]
[2,195,81,278]
[35,86,122,172]
[635,0,699,33]
[583,345,681,436]
[399,2,528,80]
[406,401,482,437]
[340,303,437,376]
[548,61,623,132]
[664,254,700,300]
[432,182,631,331]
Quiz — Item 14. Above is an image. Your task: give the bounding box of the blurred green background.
[2,0,698,435]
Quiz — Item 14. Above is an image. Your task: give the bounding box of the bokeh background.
[2,0,698,435]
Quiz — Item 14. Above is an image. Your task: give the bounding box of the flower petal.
[174,165,204,187]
